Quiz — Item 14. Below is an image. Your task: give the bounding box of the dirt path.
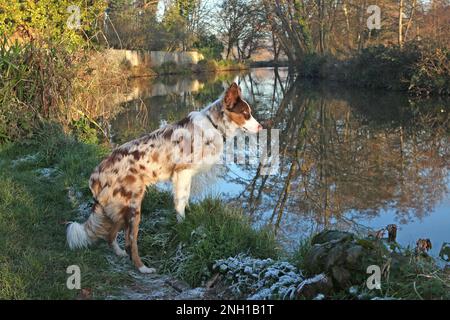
[106,273,208,300]
[103,241,219,300]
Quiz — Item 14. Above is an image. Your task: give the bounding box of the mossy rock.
[311,230,354,245]
[304,230,388,289]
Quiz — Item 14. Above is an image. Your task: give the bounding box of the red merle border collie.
[67,82,262,273]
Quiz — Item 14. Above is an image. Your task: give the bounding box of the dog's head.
[222,82,262,134]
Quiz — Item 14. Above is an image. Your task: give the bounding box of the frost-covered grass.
[139,198,280,287]
[214,254,303,299]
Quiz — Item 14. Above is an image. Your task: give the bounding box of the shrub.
[341,41,450,95]
[0,0,106,50]
[409,47,450,96]
[154,61,190,75]
[0,38,129,144]
[0,39,73,143]
[344,45,418,91]
[195,59,218,72]
[217,59,248,70]
[193,35,224,60]
[298,53,328,78]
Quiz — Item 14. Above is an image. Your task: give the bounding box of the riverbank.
[151,59,249,77]
[0,40,249,143]
[0,126,448,299]
[296,42,450,96]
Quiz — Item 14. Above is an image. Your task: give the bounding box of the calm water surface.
[111,68,450,259]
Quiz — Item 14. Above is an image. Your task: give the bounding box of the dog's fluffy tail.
[66,204,108,249]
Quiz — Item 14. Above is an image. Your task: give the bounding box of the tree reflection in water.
[238,70,449,239]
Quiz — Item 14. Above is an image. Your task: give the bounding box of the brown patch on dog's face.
[228,99,251,124]
[223,82,252,127]
[223,82,241,108]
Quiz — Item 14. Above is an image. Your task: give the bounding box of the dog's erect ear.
[223,82,241,109]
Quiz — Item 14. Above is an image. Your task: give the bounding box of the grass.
[0,126,132,299]
[136,191,280,287]
[0,124,279,298]
[290,236,313,272]
[380,250,450,300]
[166,199,279,286]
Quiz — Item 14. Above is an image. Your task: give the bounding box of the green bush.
[70,116,99,144]
[298,53,328,78]
[0,1,106,50]
[341,41,450,95]
[154,61,190,75]
[193,34,224,60]
[195,59,219,72]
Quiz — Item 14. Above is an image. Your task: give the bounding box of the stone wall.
[106,49,204,68]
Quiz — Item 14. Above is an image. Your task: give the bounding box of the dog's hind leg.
[108,220,127,257]
[129,208,156,274]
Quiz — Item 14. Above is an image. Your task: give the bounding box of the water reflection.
[111,68,450,256]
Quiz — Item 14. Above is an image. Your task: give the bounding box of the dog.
[66,82,262,273]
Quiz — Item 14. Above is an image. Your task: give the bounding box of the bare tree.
[216,0,268,60]
[263,0,313,65]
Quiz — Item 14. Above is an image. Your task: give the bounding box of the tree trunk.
[272,32,280,62]
[404,0,417,41]
[398,0,404,48]
[226,35,232,59]
[318,0,325,54]
[342,0,352,50]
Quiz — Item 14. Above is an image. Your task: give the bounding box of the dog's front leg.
[172,169,194,222]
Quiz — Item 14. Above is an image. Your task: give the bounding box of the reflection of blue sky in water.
[112,68,450,262]
[194,167,449,260]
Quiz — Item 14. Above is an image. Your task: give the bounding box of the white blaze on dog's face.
[223,83,263,134]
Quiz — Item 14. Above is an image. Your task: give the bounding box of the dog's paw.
[115,248,128,257]
[176,214,185,223]
[138,266,156,274]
